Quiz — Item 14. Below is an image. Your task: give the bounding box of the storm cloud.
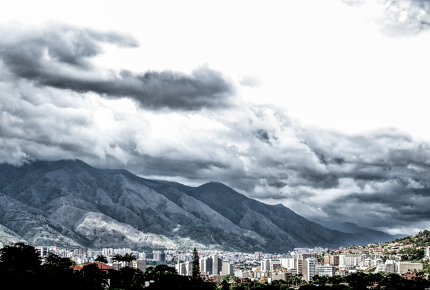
[0,23,235,110]
[2,75,430,235]
[1,22,430,235]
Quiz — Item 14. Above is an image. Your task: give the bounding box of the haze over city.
[1,0,430,236]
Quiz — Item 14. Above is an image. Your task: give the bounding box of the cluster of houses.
[34,244,426,283]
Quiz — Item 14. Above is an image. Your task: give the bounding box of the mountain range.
[0,159,402,252]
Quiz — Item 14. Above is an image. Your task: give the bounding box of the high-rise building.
[339,254,360,269]
[200,256,222,275]
[281,258,301,271]
[102,248,112,256]
[201,257,213,275]
[212,255,222,275]
[221,261,233,276]
[330,255,339,266]
[297,259,303,275]
[260,259,270,272]
[318,264,334,277]
[153,251,166,262]
[177,261,192,276]
[36,247,48,257]
[324,255,340,266]
[138,252,146,260]
[74,249,84,256]
[255,252,263,261]
[134,260,147,272]
[302,258,318,282]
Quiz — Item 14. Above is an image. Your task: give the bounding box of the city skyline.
[1,0,430,235]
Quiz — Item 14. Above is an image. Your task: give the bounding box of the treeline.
[1,243,430,290]
[0,242,215,290]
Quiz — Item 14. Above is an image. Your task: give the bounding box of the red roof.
[78,262,116,271]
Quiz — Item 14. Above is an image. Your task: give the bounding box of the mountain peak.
[0,159,390,250]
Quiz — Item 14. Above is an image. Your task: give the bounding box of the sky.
[1,0,430,235]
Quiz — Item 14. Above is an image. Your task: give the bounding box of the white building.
[222,261,233,276]
[212,255,222,275]
[234,270,250,278]
[374,260,396,274]
[200,255,222,275]
[339,254,361,269]
[303,258,318,282]
[396,262,423,275]
[318,264,334,277]
[177,261,192,276]
[281,258,298,269]
[133,260,147,272]
[260,259,270,272]
[270,260,282,272]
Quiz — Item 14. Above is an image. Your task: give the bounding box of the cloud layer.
[0,23,235,110]
[343,0,430,36]
[1,22,430,235]
[381,0,430,36]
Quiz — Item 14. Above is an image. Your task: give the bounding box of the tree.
[44,252,74,271]
[110,267,146,290]
[218,279,230,290]
[0,243,42,290]
[81,263,108,290]
[0,242,41,271]
[95,254,108,273]
[41,253,79,290]
[112,254,123,270]
[95,254,108,264]
[122,253,137,268]
[192,248,200,280]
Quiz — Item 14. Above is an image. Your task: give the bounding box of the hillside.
[0,159,398,251]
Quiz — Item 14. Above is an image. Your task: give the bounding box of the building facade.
[302,258,318,282]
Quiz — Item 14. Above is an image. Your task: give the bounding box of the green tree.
[112,254,123,270]
[81,263,108,290]
[144,265,195,290]
[95,254,108,264]
[192,248,200,280]
[95,254,108,273]
[218,279,230,290]
[0,242,41,271]
[0,243,42,290]
[122,253,137,268]
[41,253,81,290]
[110,266,146,290]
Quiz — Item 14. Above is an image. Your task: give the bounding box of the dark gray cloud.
[2,23,430,234]
[0,23,235,110]
[323,182,430,228]
[1,83,430,233]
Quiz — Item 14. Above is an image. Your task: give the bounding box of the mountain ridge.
[0,159,401,251]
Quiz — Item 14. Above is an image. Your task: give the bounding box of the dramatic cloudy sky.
[1,0,430,235]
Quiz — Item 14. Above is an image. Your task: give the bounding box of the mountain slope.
[0,159,370,251]
[159,181,370,250]
[314,221,405,244]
